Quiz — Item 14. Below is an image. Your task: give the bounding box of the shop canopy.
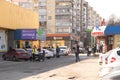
[91,26,120,36]
[104,26,120,35]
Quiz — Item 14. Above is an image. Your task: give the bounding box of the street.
[0,54,99,80]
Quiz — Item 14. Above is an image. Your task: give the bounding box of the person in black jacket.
[74,43,80,62]
[56,45,60,58]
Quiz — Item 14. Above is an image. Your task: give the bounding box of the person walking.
[92,45,96,56]
[32,45,37,61]
[37,46,45,62]
[73,43,80,62]
[56,45,60,58]
[87,46,92,56]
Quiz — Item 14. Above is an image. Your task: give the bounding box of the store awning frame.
[104,26,120,35]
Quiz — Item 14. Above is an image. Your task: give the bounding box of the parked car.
[98,47,120,65]
[43,49,54,59]
[59,46,70,56]
[107,47,120,64]
[99,62,120,78]
[26,48,54,59]
[2,48,30,61]
[100,69,120,80]
[98,50,112,65]
[79,47,85,53]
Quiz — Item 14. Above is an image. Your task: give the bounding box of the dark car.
[2,48,30,61]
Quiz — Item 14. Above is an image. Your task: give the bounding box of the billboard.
[36,29,46,41]
[0,30,7,51]
[21,29,36,40]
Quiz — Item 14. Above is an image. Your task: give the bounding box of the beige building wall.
[46,0,55,34]
[0,0,39,29]
[114,35,120,48]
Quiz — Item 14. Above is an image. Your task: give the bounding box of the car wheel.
[2,55,6,60]
[46,57,51,59]
[12,56,17,61]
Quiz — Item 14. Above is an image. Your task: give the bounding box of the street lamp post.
[80,0,83,42]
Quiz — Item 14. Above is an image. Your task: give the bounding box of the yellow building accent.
[0,0,39,29]
[114,35,120,48]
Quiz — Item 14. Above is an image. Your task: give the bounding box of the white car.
[99,62,120,78]
[51,48,64,56]
[26,48,54,59]
[59,46,70,56]
[43,49,54,59]
[98,47,120,65]
[98,50,112,65]
[107,47,120,64]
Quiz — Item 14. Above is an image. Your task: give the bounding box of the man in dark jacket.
[56,46,60,58]
[75,43,80,62]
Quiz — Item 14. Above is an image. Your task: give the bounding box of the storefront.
[0,0,39,52]
[91,25,120,52]
[91,26,107,52]
[14,29,39,48]
[104,26,120,49]
[46,34,71,48]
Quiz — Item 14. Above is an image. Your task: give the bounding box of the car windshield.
[26,49,32,52]
[59,47,67,49]
[16,49,26,53]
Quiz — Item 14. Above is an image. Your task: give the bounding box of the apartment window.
[20,3,31,9]
[40,15,46,20]
[40,6,46,9]
[39,0,46,2]
[56,9,60,13]
[34,3,38,7]
[48,16,52,20]
[57,28,62,33]
[39,2,46,6]
[40,22,46,26]
[63,28,69,33]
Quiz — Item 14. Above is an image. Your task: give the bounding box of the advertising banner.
[21,29,36,40]
[91,26,106,36]
[36,29,46,40]
[0,30,7,51]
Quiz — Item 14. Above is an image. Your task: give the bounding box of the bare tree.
[107,14,120,26]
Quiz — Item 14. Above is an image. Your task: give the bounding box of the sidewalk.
[21,55,100,80]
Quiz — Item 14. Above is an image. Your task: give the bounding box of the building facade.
[9,0,102,48]
[0,0,39,52]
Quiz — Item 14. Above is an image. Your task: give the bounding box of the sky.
[86,0,120,21]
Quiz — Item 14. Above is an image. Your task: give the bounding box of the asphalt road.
[0,54,99,80]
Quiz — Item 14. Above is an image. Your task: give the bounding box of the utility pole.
[80,0,83,42]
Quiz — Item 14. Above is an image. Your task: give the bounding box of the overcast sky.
[86,0,120,20]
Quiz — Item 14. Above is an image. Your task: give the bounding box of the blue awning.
[104,26,120,35]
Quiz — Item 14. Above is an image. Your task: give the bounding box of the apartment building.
[7,0,103,47]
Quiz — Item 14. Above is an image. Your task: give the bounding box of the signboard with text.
[36,29,46,40]
[21,29,36,40]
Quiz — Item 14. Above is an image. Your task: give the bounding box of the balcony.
[56,5,72,9]
[56,12,71,15]
[56,0,72,2]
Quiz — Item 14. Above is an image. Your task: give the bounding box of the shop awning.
[104,26,120,35]
[91,26,106,36]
